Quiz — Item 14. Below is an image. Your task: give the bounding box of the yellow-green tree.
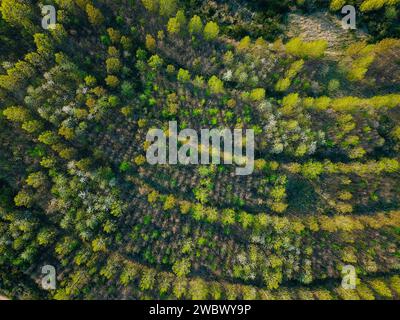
[159,0,177,17]
[0,0,35,31]
[167,17,180,35]
[208,76,224,94]
[203,22,219,41]
[86,4,104,26]
[145,34,156,51]
[286,37,327,59]
[189,15,203,34]
[141,0,159,12]
[3,106,30,123]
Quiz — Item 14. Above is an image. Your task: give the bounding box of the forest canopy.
[0,0,399,301]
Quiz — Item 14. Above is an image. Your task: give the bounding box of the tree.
[275,77,291,92]
[281,93,300,115]
[172,258,191,277]
[38,131,58,145]
[120,263,140,286]
[238,212,254,229]
[139,269,156,291]
[105,75,120,87]
[176,10,186,26]
[173,277,188,299]
[22,120,42,133]
[250,88,266,101]
[3,106,30,123]
[0,0,35,31]
[121,36,133,50]
[148,54,163,70]
[221,209,236,225]
[189,279,208,299]
[189,15,203,35]
[37,228,56,246]
[360,0,387,12]
[205,208,218,223]
[121,81,135,98]
[368,279,392,298]
[159,0,177,17]
[238,36,251,51]
[141,0,159,12]
[50,24,68,44]
[208,76,224,94]
[85,75,97,87]
[145,34,156,52]
[301,161,324,179]
[330,0,346,11]
[177,68,191,82]
[107,28,121,44]
[349,147,366,159]
[58,147,76,160]
[106,57,122,74]
[14,191,32,208]
[286,37,327,59]
[167,17,180,35]
[204,22,219,41]
[26,172,46,189]
[286,59,304,79]
[163,195,176,210]
[158,272,173,295]
[92,237,107,252]
[59,125,75,140]
[86,4,104,26]
[391,126,400,141]
[34,33,54,58]
[40,156,56,168]
[74,0,91,10]
[134,155,146,166]
[328,79,340,93]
